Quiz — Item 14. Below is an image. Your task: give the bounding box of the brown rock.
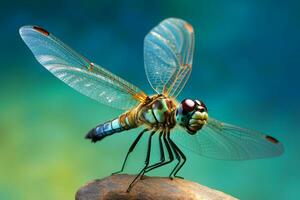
[76,174,238,200]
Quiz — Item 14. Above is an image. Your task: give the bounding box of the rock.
[76,174,238,200]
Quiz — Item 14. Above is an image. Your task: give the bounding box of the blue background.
[0,0,299,199]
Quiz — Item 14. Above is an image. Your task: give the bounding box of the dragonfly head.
[175,99,208,134]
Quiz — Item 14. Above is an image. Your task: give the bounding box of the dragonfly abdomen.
[85,110,138,143]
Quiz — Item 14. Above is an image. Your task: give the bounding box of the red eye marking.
[182,99,195,112]
[195,100,207,111]
[33,26,49,36]
[265,135,279,144]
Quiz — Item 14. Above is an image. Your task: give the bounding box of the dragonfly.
[20,18,284,192]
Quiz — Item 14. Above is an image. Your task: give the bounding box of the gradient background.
[1,0,299,199]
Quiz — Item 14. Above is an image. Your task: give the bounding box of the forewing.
[144,18,194,97]
[172,118,284,160]
[20,26,147,110]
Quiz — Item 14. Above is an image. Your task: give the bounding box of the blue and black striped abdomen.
[85,111,137,143]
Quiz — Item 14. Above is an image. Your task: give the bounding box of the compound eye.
[181,99,195,112]
[195,100,208,111]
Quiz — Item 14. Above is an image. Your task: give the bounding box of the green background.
[1,0,299,199]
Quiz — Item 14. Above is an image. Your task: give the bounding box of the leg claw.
[111,171,122,175]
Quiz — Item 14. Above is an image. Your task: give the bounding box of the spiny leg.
[144,129,174,175]
[141,130,165,178]
[158,131,165,161]
[112,128,148,175]
[167,130,182,179]
[127,130,156,192]
[168,135,186,179]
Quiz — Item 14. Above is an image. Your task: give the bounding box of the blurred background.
[0,0,299,199]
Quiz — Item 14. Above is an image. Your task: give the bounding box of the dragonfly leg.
[143,129,174,176]
[112,128,148,175]
[168,136,186,179]
[127,130,156,192]
[167,132,182,179]
[141,130,165,178]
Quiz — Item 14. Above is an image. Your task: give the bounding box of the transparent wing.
[144,18,195,97]
[19,25,147,110]
[172,118,284,160]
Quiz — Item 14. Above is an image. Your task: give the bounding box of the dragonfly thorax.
[137,94,177,129]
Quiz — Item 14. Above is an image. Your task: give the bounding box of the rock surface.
[76,174,238,200]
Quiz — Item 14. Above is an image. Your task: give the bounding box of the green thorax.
[138,94,177,128]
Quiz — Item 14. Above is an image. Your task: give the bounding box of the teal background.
[1,0,299,199]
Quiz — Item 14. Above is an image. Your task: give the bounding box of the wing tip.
[264,135,285,157]
[163,17,186,23]
[184,22,194,33]
[265,135,279,144]
[19,25,30,36]
[32,26,50,36]
[162,18,193,31]
[19,25,50,37]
